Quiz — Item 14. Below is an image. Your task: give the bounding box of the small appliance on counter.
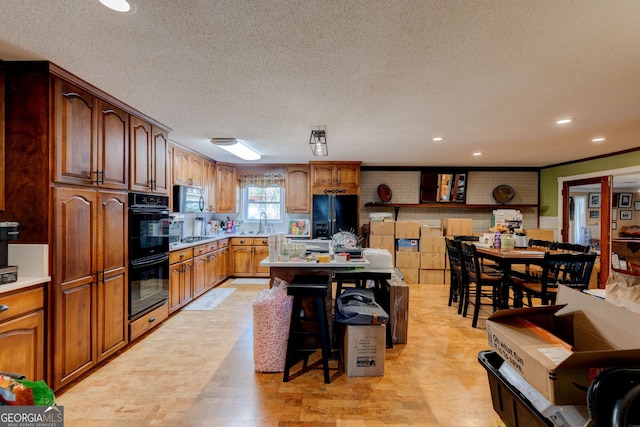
[0,222,19,284]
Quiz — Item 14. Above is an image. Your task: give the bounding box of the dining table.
[473,245,548,309]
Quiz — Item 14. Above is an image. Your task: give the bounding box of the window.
[243,184,284,222]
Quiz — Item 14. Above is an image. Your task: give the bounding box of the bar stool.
[283,275,333,384]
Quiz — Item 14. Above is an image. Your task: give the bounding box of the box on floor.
[486,286,640,405]
[344,324,386,377]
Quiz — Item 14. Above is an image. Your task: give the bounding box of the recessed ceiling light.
[472,152,482,156]
[591,137,606,143]
[99,0,135,13]
[432,137,444,142]
[210,138,261,161]
[555,118,573,125]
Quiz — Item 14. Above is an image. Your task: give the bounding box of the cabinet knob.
[180,253,185,258]
[0,304,9,312]
[149,317,156,323]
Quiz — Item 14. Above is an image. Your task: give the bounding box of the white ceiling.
[1,0,640,167]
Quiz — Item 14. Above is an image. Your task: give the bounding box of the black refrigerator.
[312,194,359,239]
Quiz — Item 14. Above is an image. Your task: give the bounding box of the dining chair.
[460,242,501,328]
[444,238,464,313]
[510,251,597,306]
[527,238,556,250]
[554,241,591,253]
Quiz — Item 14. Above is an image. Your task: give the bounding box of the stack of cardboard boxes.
[368,218,473,284]
[394,222,421,284]
[419,225,446,285]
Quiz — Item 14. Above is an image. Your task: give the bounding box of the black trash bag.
[335,288,389,325]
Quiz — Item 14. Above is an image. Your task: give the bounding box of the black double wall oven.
[128,193,170,320]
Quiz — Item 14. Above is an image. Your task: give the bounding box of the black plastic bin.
[478,350,553,427]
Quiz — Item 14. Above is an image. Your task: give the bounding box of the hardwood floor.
[56,282,501,426]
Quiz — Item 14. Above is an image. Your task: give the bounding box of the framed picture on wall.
[588,193,601,208]
[635,201,640,211]
[619,193,633,208]
[620,210,632,220]
[589,210,599,219]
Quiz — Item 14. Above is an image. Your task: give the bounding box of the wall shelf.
[364,202,538,220]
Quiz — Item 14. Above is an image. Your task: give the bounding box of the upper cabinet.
[215,163,237,213]
[203,160,215,212]
[310,161,360,194]
[53,78,129,189]
[286,165,310,213]
[172,146,204,188]
[130,116,168,194]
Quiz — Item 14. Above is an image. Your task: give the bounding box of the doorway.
[562,176,611,287]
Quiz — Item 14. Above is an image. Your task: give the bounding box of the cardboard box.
[420,236,445,253]
[398,268,419,284]
[420,225,443,237]
[397,239,419,252]
[369,235,395,251]
[344,324,386,377]
[440,218,473,236]
[486,286,640,405]
[395,222,421,239]
[420,252,445,269]
[526,228,555,241]
[369,221,395,236]
[395,251,420,269]
[419,269,444,284]
[387,276,409,344]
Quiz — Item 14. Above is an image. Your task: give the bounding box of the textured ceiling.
[1,0,640,167]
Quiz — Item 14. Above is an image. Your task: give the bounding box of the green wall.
[540,151,640,217]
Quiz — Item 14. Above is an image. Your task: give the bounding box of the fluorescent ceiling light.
[99,0,135,13]
[472,152,482,156]
[555,118,573,125]
[591,137,606,143]
[210,138,261,161]
[432,137,444,142]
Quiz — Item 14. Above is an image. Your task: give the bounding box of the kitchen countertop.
[170,233,311,251]
[1,244,51,295]
[260,257,370,268]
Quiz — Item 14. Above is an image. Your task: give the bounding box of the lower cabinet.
[216,239,230,283]
[231,237,270,277]
[52,187,128,391]
[0,285,46,381]
[169,248,193,313]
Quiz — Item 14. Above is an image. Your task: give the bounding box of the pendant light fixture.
[309,129,328,156]
[210,138,261,161]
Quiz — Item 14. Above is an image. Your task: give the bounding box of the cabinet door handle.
[148,317,156,323]
[94,170,100,185]
[100,170,105,185]
[0,304,9,312]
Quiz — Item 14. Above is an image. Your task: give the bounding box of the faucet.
[258,211,267,235]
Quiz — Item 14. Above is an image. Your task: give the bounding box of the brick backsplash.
[360,170,539,234]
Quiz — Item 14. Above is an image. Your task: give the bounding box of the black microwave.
[173,185,205,213]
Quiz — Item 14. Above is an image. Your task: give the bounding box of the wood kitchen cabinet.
[0,285,46,382]
[0,62,171,391]
[172,146,204,189]
[192,243,214,297]
[204,160,215,212]
[231,237,269,277]
[169,248,193,313]
[52,187,128,391]
[130,115,169,194]
[216,163,237,213]
[216,239,230,283]
[53,77,129,189]
[286,165,310,213]
[0,62,4,212]
[310,161,360,194]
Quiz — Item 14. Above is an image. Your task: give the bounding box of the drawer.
[253,237,269,246]
[194,243,210,256]
[206,241,219,252]
[129,302,169,341]
[0,286,44,323]
[217,239,229,248]
[170,248,193,264]
[231,237,253,246]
